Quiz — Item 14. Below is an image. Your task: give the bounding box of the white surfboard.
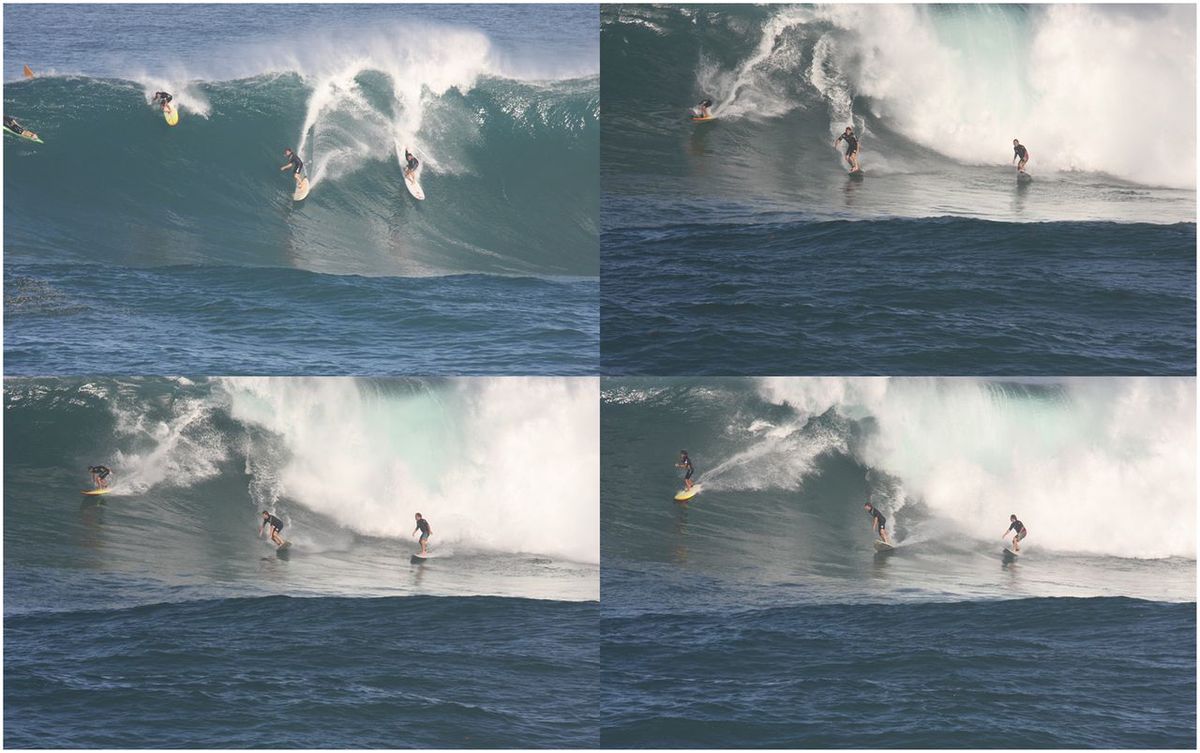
[873,540,894,552]
[293,176,310,201]
[1003,546,1020,557]
[404,167,425,201]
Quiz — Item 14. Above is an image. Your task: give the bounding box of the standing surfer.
[403,149,420,179]
[676,450,695,491]
[835,126,861,173]
[1003,514,1028,552]
[280,147,305,187]
[152,91,173,112]
[88,464,112,489]
[413,513,432,555]
[863,502,890,544]
[694,98,714,118]
[1012,139,1030,174]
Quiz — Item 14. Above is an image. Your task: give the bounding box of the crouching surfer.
[260,510,287,548]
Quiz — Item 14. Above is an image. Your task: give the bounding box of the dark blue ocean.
[600,6,1196,376]
[600,378,1197,747]
[4,377,600,747]
[3,4,599,375]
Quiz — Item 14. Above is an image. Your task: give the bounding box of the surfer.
[835,126,861,173]
[259,510,287,548]
[1012,139,1030,173]
[413,513,432,555]
[88,465,112,489]
[676,450,695,491]
[280,147,305,186]
[403,149,420,178]
[863,502,890,544]
[151,91,173,110]
[695,98,714,118]
[1003,514,1027,552]
[3,115,38,141]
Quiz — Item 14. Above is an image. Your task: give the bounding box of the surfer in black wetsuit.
[1003,514,1027,552]
[152,91,173,107]
[695,98,714,118]
[280,148,305,186]
[260,510,287,548]
[413,513,432,554]
[3,115,38,140]
[676,450,695,491]
[88,465,112,489]
[403,149,419,178]
[835,126,861,173]
[863,502,890,544]
[1012,139,1030,173]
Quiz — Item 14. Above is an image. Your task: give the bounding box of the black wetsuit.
[1014,144,1028,162]
[264,513,285,533]
[89,465,111,481]
[416,518,431,540]
[153,92,173,105]
[1008,518,1026,540]
[867,506,886,531]
[698,99,713,109]
[405,153,419,172]
[680,456,694,480]
[284,153,304,177]
[838,132,859,155]
[4,115,25,135]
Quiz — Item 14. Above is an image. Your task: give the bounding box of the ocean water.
[4,377,600,747]
[3,4,599,375]
[600,5,1197,375]
[600,378,1196,747]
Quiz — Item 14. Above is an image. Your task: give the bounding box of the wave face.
[4,71,597,276]
[4,4,598,276]
[6,594,598,747]
[601,377,1196,606]
[601,4,1196,221]
[4,377,599,608]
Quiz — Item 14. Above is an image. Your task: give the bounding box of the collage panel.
[3,4,599,376]
[600,5,1196,376]
[600,377,1196,748]
[4,376,599,747]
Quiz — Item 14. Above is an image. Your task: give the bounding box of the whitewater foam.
[220,378,600,564]
[695,5,1196,188]
[751,377,1196,560]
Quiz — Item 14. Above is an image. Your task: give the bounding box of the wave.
[5,377,599,602]
[601,378,1196,584]
[4,62,598,276]
[603,4,1196,190]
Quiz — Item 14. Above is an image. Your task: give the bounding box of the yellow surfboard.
[164,104,179,126]
[673,487,698,502]
[82,488,112,496]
